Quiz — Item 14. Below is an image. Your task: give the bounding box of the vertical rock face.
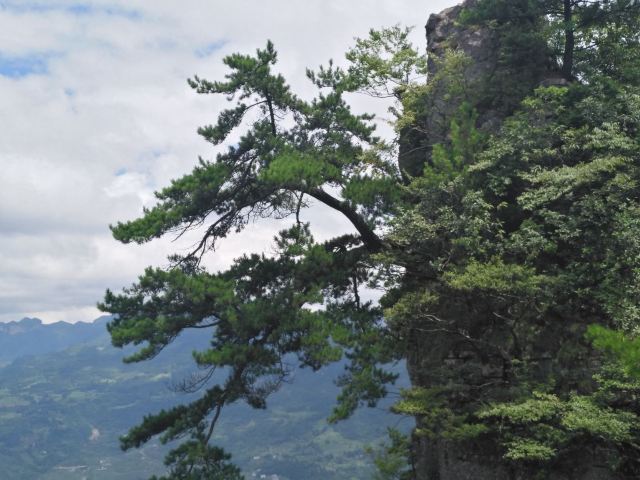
[425,0,492,79]
[399,0,499,177]
[399,0,561,177]
[405,2,609,479]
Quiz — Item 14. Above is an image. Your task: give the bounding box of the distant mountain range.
[0,317,410,479]
[0,316,111,364]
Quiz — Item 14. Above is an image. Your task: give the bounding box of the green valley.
[0,318,408,479]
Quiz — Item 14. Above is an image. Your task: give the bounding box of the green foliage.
[444,258,546,296]
[467,0,640,82]
[424,102,485,186]
[479,390,639,463]
[110,40,386,250]
[587,325,640,376]
[308,25,427,102]
[393,388,487,441]
[150,437,243,480]
[366,428,413,480]
[502,439,556,462]
[480,392,563,424]
[344,25,428,100]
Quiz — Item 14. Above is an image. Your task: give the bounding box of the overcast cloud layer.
[0,0,456,323]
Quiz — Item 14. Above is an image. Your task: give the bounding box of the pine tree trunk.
[562,0,575,79]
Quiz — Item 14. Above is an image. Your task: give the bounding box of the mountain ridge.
[0,315,112,364]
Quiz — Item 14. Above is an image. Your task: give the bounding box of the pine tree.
[100,32,425,478]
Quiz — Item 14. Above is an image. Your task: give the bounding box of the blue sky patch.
[66,4,92,15]
[68,4,142,20]
[0,2,142,20]
[195,40,227,58]
[0,53,50,78]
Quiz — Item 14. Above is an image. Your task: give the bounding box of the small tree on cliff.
[463,0,640,80]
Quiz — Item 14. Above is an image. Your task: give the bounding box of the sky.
[0,0,457,323]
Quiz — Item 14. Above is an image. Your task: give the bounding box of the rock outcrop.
[399,0,561,178]
[405,2,611,479]
[399,0,497,177]
[425,0,494,80]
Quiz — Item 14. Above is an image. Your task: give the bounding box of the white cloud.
[0,0,457,323]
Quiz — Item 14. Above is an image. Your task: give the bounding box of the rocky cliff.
[405,2,609,479]
[399,0,565,178]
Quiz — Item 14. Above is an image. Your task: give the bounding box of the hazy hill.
[0,317,409,479]
[0,316,111,364]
